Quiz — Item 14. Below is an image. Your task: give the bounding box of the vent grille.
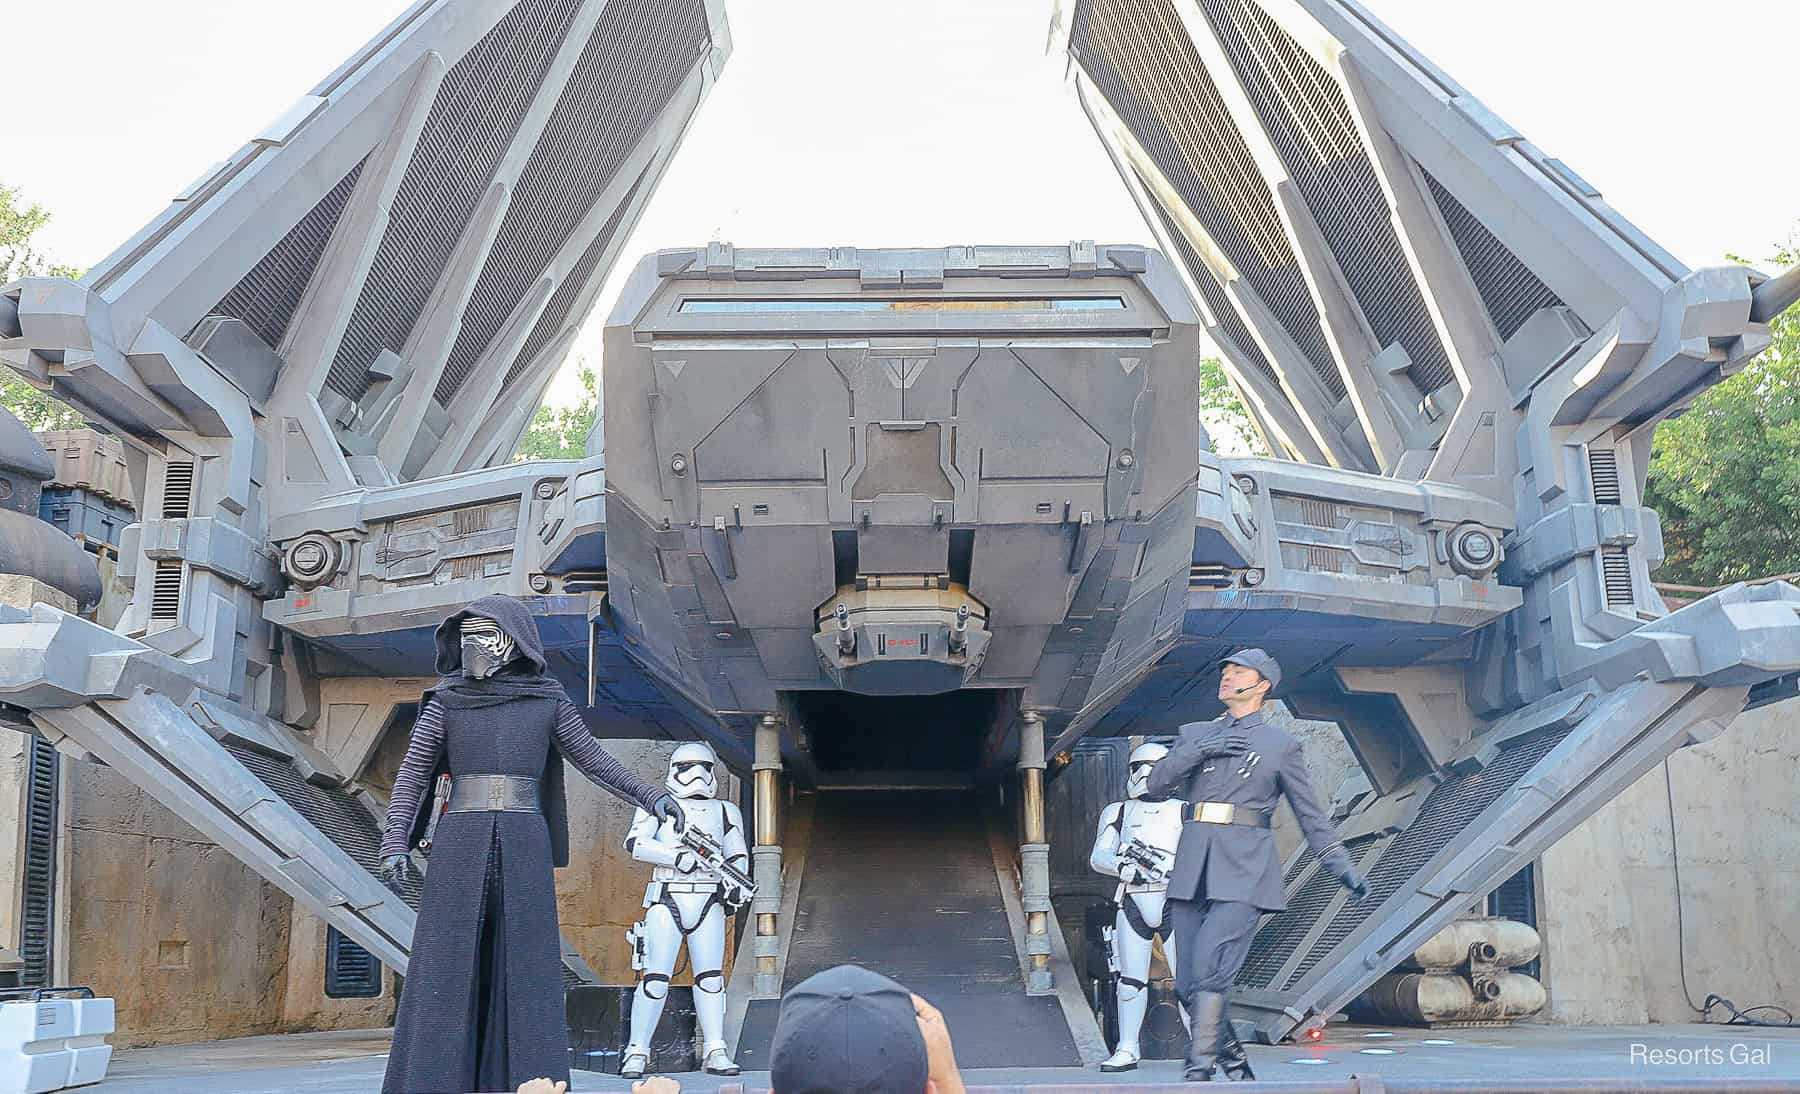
[1601,547,1634,606]
[161,460,195,518]
[1195,0,1454,396]
[453,508,491,536]
[1071,0,1343,399]
[150,558,184,620]
[210,157,368,350]
[1190,563,1233,588]
[435,0,709,406]
[18,737,59,988]
[325,0,587,400]
[504,164,651,390]
[1303,545,1346,572]
[1296,497,1340,529]
[1283,727,1570,989]
[1140,169,1282,391]
[1238,838,1379,990]
[1422,169,1563,340]
[1588,448,1621,504]
[226,744,423,910]
[325,926,382,998]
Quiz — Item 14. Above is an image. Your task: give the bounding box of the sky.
[6,0,1797,407]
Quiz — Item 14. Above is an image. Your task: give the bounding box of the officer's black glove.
[380,853,418,887]
[651,792,688,835]
[1199,733,1251,760]
[1338,866,1369,904]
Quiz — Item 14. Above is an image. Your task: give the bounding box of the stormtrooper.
[1088,741,1189,1073]
[620,741,751,1079]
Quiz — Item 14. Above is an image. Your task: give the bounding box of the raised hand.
[651,792,688,835]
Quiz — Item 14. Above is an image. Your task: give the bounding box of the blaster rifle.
[1120,836,1174,884]
[679,825,757,906]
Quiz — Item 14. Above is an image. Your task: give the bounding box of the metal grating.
[325,0,586,400]
[1072,0,1343,399]
[1139,168,1282,390]
[435,0,708,406]
[1283,726,1571,988]
[325,926,383,998]
[226,744,423,910]
[19,737,59,988]
[161,460,195,518]
[211,157,368,351]
[1588,448,1621,504]
[149,558,184,620]
[1601,547,1634,606]
[1196,0,1453,396]
[503,164,650,390]
[1422,169,1563,340]
[1486,862,1541,978]
[1296,497,1341,529]
[1238,837,1378,990]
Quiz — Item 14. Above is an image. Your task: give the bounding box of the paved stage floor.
[98,1022,1800,1092]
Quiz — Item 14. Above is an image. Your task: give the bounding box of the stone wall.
[1536,697,1800,1023]
[60,762,293,1047]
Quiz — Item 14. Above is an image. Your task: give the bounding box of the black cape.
[384,594,578,1094]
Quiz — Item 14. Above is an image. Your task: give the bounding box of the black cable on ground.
[1663,757,1795,1027]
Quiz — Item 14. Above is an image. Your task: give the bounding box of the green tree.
[514,362,598,461]
[1199,355,1268,456]
[1642,236,1800,586]
[1,183,86,431]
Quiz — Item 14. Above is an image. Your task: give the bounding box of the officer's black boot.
[1182,991,1225,1081]
[1217,1009,1256,1081]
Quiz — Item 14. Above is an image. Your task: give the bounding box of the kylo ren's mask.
[459,616,518,679]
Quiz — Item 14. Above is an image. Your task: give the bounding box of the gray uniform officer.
[1146,648,1367,1082]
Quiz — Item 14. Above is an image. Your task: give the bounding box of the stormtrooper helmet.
[459,615,517,680]
[1126,741,1170,800]
[667,741,720,799]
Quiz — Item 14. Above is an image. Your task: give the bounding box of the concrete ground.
[96,1022,1800,1092]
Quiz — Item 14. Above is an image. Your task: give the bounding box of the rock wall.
[60,762,292,1047]
[1536,697,1800,1023]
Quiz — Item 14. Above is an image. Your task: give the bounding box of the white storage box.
[0,992,113,1093]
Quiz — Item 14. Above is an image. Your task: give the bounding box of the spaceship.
[3,0,1797,1050]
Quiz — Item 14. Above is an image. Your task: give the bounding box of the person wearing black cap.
[769,964,966,1094]
[1147,648,1367,1081]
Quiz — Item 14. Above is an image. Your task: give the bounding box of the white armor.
[1088,742,1189,1072]
[620,743,749,1078]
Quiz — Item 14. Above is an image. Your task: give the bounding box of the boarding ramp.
[730,786,1102,1070]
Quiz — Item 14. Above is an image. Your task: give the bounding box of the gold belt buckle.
[1196,801,1235,824]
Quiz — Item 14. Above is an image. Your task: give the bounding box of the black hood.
[433,594,549,676]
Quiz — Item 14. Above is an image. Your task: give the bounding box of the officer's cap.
[1222,648,1281,693]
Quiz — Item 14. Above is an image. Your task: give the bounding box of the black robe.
[381,594,664,1093]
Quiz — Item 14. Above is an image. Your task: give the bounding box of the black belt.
[1186,801,1271,828]
[446,775,541,813]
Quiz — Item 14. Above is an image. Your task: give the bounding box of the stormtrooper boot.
[701,1042,741,1076]
[619,1045,648,1079]
[1099,1045,1142,1072]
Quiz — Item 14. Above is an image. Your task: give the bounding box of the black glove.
[1199,733,1251,760]
[651,792,688,835]
[380,853,418,887]
[1338,867,1369,904]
